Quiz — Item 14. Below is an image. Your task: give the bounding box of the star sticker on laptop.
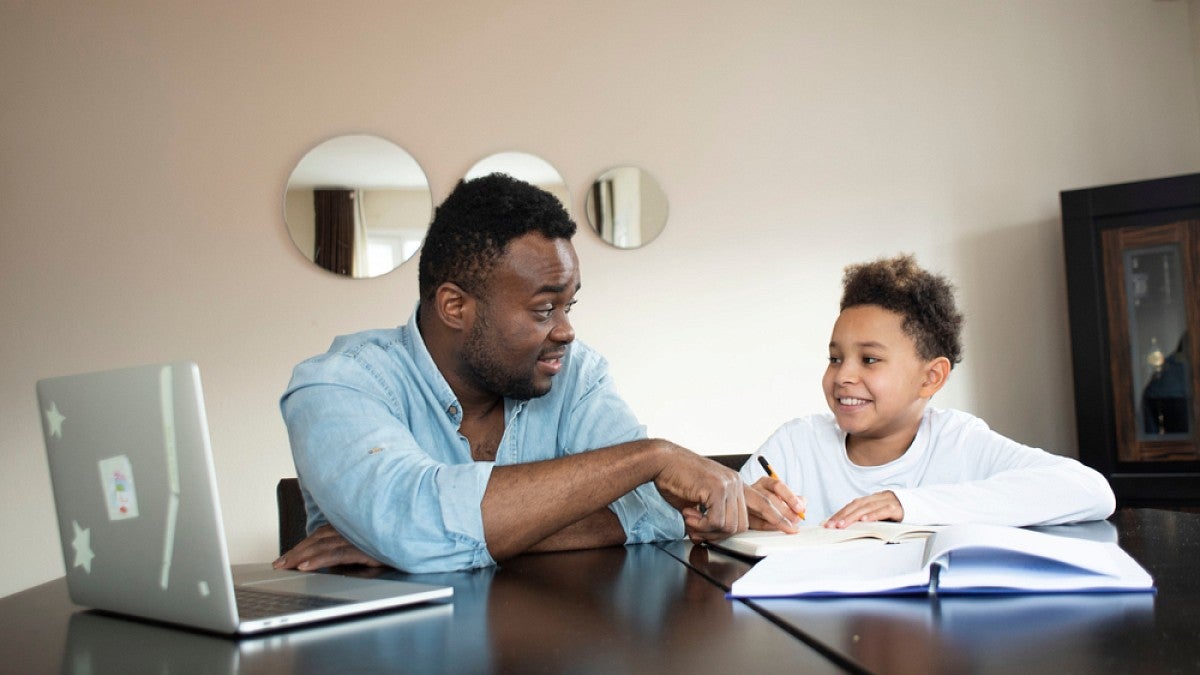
[45,401,66,438]
[72,520,94,574]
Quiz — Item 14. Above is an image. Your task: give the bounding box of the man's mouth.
[537,350,566,375]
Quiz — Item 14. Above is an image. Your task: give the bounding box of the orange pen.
[758,455,805,521]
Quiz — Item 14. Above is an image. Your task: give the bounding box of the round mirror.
[464,151,570,213]
[585,166,668,249]
[284,135,432,278]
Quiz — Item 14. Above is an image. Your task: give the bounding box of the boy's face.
[822,304,946,459]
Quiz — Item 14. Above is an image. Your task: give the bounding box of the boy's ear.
[919,357,952,398]
[432,282,475,332]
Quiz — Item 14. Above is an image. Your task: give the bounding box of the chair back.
[708,453,750,471]
[276,478,307,556]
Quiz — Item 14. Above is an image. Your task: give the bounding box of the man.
[275,174,798,573]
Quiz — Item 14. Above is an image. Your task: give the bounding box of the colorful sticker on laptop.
[98,455,140,521]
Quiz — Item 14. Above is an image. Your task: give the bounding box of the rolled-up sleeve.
[283,319,684,572]
[283,353,497,572]
[555,351,685,543]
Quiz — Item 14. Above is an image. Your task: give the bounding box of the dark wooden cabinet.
[1062,174,1200,506]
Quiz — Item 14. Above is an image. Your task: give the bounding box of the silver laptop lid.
[39,361,242,633]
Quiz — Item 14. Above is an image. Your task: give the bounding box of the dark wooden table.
[5,509,1193,673]
[0,542,836,674]
[662,508,1200,674]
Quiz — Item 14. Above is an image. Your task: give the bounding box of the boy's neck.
[845,433,917,467]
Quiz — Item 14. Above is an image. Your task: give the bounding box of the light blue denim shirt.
[281,306,684,572]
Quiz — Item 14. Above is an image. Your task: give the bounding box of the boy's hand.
[825,491,904,529]
[680,484,801,539]
[747,477,806,532]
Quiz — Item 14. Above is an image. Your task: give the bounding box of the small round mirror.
[585,166,668,249]
[464,151,570,213]
[284,135,432,278]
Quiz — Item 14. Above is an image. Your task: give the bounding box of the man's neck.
[417,306,505,420]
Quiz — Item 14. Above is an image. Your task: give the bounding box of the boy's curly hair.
[841,254,964,367]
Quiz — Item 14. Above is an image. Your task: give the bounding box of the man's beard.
[460,311,552,401]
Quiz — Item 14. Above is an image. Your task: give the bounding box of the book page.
[926,524,1154,593]
[729,540,930,597]
[715,521,939,557]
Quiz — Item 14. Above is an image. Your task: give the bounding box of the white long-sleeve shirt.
[739,407,1115,527]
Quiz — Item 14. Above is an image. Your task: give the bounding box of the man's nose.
[551,315,575,344]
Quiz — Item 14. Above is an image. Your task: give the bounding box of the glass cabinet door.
[1102,221,1199,462]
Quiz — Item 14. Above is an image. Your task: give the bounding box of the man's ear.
[919,357,952,399]
[432,282,474,331]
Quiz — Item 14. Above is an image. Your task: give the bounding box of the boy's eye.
[862,356,880,365]
[827,356,842,365]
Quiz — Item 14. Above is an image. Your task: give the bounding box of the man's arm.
[276,441,798,569]
[524,508,625,553]
[480,437,750,560]
[281,338,797,570]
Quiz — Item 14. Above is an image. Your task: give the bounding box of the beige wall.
[3,1,1198,598]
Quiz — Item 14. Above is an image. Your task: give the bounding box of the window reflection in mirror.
[585,166,668,249]
[464,152,570,213]
[285,135,432,278]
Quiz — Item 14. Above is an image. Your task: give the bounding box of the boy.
[743,254,1115,529]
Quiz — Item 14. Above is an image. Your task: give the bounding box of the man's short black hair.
[840,253,964,367]
[418,173,576,301]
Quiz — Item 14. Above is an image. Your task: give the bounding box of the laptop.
[37,361,452,634]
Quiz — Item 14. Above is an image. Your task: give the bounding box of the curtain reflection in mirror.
[586,167,668,249]
[314,189,355,276]
[590,171,646,248]
[285,134,432,279]
[297,186,430,278]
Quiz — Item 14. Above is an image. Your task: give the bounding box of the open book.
[728,523,1155,598]
[712,521,940,558]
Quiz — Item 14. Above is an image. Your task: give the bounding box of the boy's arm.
[892,415,1116,527]
[893,460,1115,526]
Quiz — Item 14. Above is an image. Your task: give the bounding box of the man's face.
[459,233,580,400]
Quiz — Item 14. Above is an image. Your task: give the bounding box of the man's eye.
[564,300,577,314]
[534,308,553,319]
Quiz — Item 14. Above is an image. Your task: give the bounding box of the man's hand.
[654,448,803,543]
[653,449,747,541]
[825,490,903,529]
[273,524,384,571]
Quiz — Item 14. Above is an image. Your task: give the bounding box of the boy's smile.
[823,304,949,466]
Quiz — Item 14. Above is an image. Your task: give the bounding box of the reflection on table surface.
[664,509,1200,674]
[748,589,1154,674]
[42,544,834,674]
[14,510,1198,674]
[63,602,455,674]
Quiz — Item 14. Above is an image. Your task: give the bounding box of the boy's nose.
[835,363,859,383]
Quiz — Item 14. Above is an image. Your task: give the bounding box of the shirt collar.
[405,303,530,425]
[405,303,462,421]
